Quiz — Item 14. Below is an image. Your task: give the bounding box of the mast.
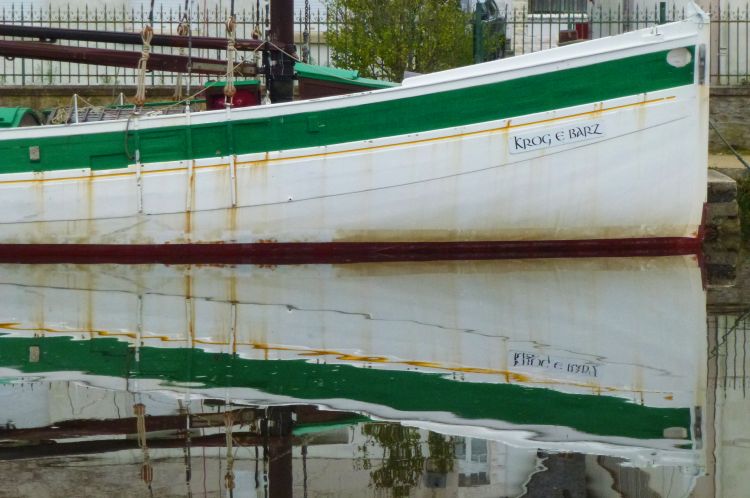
[268,0,296,103]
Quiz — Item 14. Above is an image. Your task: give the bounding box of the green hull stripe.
[0,48,694,175]
[0,335,690,440]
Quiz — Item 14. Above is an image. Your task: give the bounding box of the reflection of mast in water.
[0,396,357,495]
[179,399,193,498]
[134,403,154,498]
[262,407,294,498]
[225,410,235,498]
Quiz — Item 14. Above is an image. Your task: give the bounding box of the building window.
[470,438,488,463]
[458,472,491,487]
[529,0,589,14]
[454,438,466,460]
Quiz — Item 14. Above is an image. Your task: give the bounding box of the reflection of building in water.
[454,437,490,487]
[0,381,704,497]
[698,313,750,498]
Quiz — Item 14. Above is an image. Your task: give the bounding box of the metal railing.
[0,2,747,87]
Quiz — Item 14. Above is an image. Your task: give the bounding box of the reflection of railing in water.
[708,314,750,397]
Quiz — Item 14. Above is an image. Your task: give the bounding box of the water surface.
[0,255,740,497]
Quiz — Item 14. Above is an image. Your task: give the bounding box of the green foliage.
[355,424,459,497]
[325,0,474,82]
[358,423,424,497]
[426,432,455,473]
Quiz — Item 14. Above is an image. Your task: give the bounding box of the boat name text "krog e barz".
[511,350,600,378]
[510,120,605,154]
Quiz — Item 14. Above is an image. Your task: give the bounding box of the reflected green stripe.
[0,48,694,175]
[0,335,691,440]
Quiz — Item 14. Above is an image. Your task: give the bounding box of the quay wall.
[709,86,750,153]
[0,86,181,110]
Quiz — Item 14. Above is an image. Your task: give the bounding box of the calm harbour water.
[0,255,744,497]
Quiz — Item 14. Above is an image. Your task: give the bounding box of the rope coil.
[224,16,237,102]
[224,411,235,490]
[134,403,154,485]
[174,21,190,100]
[134,26,154,106]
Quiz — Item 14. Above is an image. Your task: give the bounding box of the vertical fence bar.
[521,5,526,56]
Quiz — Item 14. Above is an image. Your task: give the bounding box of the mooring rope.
[224,16,238,103]
[134,403,154,492]
[50,96,74,124]
[710,119,750,170]
[224,410,235,491]
[174,16,190,100]
[134,0,156,106]
[179,400,193,498]
[134,25,154,106]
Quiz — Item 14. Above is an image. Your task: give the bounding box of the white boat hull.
[0,18,710,253]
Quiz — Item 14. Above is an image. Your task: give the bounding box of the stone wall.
[710,86,750,153]
[0,86,180,111]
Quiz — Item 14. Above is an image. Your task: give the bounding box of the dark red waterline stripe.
[0,237,701,264]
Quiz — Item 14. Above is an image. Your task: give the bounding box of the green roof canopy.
[0,107,41,128]
[295,63,398,89]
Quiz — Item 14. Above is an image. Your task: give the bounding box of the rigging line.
[180,398,193,497]
[735,317,739,390]
[709,308,750,359]
[725,316,730,398]
[224,407,236,493]
[111,67,121,105]
[263,407,269,498]
[710,119,750,170]
[302,444,308,498]
[141,82,211,116]
[266,40,301,62]
[254,445,260,490]
[202,432,207,495]
[174,0,191,100]
[744,317,748,398]
[74,94,102,109]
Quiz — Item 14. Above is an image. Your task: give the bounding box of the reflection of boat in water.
[0,256,706,468]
